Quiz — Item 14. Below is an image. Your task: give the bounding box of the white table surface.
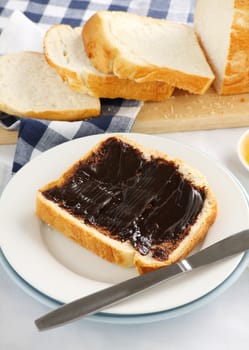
[0,127,249,349]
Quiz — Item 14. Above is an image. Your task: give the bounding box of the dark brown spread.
[43,137,205,260]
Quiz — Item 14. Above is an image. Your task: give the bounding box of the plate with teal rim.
[0,133,249,321]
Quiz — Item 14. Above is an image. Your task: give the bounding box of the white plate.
[0,133,248,316]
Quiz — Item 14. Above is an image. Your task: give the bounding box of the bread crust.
[82,11,214,95]
[43,24,174,101]
[221,0,249,95]
[85,74,174,101]
[0,103,100,121]
[36,135,217,274]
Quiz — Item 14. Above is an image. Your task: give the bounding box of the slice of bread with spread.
[82,11,215,95]
[0,51,100,121]
[194,0,249,95]
[36,135,217,274]
[43,24,174,101]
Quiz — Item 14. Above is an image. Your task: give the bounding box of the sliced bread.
[36,135,217,274]
[82,11,215,95]
[0,51,100,121]
[194,0,249,95]
[43,24,174,101]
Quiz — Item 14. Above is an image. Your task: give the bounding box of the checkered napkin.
[0,0,196,173]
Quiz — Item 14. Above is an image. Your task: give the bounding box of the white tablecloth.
[0,127,249,349]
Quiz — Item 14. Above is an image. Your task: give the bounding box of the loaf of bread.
[0,51,100,120]
[36,135,217,274]
[194,0,249,95]
[82,11,215,95]
[44,24,174,101]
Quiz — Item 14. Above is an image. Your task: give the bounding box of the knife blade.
[35,229,249,331]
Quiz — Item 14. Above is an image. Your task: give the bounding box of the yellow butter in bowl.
[237,130,249,171]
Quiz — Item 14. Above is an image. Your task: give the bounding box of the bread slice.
[82,11,215,95]
[0,51,100,121]
[194,0,249,95]
[43,24,174,101]
[36,135,217,274]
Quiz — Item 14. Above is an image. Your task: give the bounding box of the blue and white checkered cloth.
[0,0,196,30]
[0,0,196,173]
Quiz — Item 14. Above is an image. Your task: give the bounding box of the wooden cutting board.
[1,87,249,145]
[133,88,249,133]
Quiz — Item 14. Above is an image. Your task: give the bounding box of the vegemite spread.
[43,137,205,260]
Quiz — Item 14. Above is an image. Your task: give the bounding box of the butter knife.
[35,229,249,331]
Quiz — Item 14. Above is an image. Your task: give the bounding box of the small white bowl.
[237,129,249,172]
